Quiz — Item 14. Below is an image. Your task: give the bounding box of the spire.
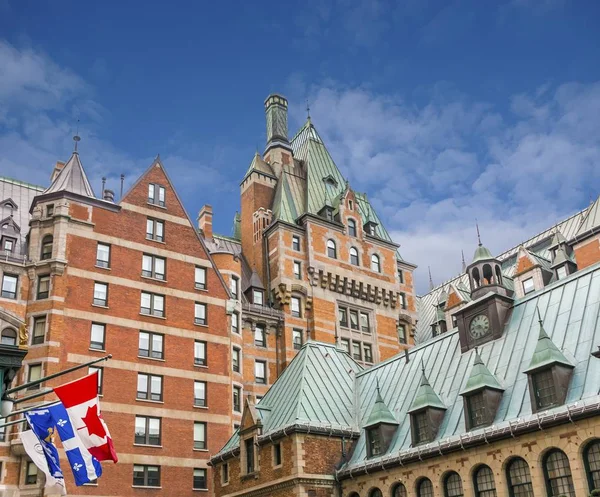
[476,219,482,246]
[428,266,434,290]
[44,143,95,198]
[306,99,311,121]
[472,221,494,263]
[73,134,80,153]
[461,250,467,272]
[460,349,503,395]
[365,378,398,427]
[524,307,574,373]
[264,94,291,153]
[408,365,446,413]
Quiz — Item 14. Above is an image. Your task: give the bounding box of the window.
[194,340,207,366]
[398,269,404,284]
[417,479,434,497]
[0,423,5,442]
[146,218,164,242]
[398,324,407,344]
[41,235,53,260]
[556,265,567,280]
[221,463,229,484]
[352,341,361,361]
[93,282,108,306]
[194,422,206,450]
[193,468,207,490]
[2,237,15,252]
[543,450,575,497]
[371,254,381,272]
[327,239,337,258]
[293,329,303,350]
[32,316,46,345]
[363,344,373,363]
[96,243,110,268]
[473,465,497,497]
[368,427,382,456]
[90,323,106,350]
[139,331,164,359]
[584,440,600,493]
[294,261,301,279]
[233,386,241,412]
[350,247,359,265]
[137,373,163,401]
[253,289,264,305]
[89,366,103,394]
[522,277,534,295]
[292,235,300,251]
[413,411,429,444]
[195,302,207,325]
[230,277,239,300]
[273,442,282,466]
[148,184,166,207]
[25,461,38,484]
[400,292,407,310]
[232,347,240,373]
[231,312,239,333]
[142,254,165,280]
[445,472,464,497]
[245,438,255,473]
[360,312,370,333]
[506,458,533,497]
[254,324,266,347]
[348,219,357,237]
[1,274,17,299]
[340,338,350,353]
[291,296,301,317]
[194,381,207,407]
[140,292,164,317]
[134,416,161,446]
[133,465,160,487]
[46,204,54,217]
[392,483,408,497]
[27,363,42,390]
[1,327,17,345]
[37,275,50,299]
[468,391,487,428]
[255,360,266,384]
[195,266,207,290]
[339,307,348,327]
[350,309,359,330]
[533,368,557,409]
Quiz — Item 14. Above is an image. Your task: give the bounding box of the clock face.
[469,314,490,339]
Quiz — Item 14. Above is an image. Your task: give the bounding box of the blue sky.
[1,0,599,293]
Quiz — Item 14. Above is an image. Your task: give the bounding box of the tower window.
[41,235,53,260]
[292,235,300,251]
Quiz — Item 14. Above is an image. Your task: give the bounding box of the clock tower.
[453,235,514,352]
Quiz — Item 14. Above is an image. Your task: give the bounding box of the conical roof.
[247,269,265,290]
[243,152,275,180]
[549,229,567,250]
[524,312,574,373]
[550,245,574,269]
[408,369,445,413]
[461,351,503,395]
[472,243,494,263]
[365,385,397,427]
[44,151,95,198]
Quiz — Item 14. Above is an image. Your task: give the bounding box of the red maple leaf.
[81,405,107,439]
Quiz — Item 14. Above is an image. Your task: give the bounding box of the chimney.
[103,189,115,202]
[264,94,290,153]
[198,204,213,239]
[51,161,66,182]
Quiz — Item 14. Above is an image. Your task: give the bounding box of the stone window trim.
[31,314,47,346]
[272,442,282,467]
[367,247,383,274]
[542,449,575,497]
[583,439,600,493]
[292,235,301,252]
[505,457,534,497]
[1,273,18,300]
[37,274,51,300]
[327,238,337,259]
[221,462,230,485]
[241,435,258,477]
[148,183,166,208]
[347,217,358,237]
[473,465,497,497]
[444,471,464,497]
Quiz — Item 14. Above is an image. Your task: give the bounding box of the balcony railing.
[242,302,284,318]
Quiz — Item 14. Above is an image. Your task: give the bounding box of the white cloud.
[289,80,600,294]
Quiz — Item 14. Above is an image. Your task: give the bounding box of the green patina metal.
[461,350,503,395]
[365,382,398,428]
[408,369,446,413]
[524,311,574,373]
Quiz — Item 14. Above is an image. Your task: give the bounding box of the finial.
[461,249,467,272]
[72,118,81,153]
[376,377,381,395]
[428,266,434,290]
[476,219,482,246]
[306,99,311,120]
[421,359,425,375]
[536,305,543,325]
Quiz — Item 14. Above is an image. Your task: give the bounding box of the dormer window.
[556,265,567,280]
[408,369,446,445]
[2,236,16,253]
[364,220,378,236]
[412,411,430,444]
[532,368,557,408]
[522,277,534,295]
[244,438,255,474]
[364,385,398,458]
[253,289,264,305]
[367,427,382,456]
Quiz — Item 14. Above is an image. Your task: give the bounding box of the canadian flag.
[53,371,118,463]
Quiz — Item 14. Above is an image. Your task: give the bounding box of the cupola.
[466,226,509,300]
[364,382,398,458]
[408,366,446,445]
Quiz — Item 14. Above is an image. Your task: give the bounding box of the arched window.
[506,458,533,497]
[392,483,407,497]
[350,247,359,266]
[41,235,53,260]
[1,327,17,346]
[472,267,481,288]
[327,239,337,259]
[369,489,383,497]
[444,471,464,497]
[348,218,357,237]
[495,265,503,285]
[584,440,600,493]
[473,465,497,497]
[482,264,493,285]
[371,254,381,273]
[543,450,575,497]
[348,493,360,497]
[417,478,434,497]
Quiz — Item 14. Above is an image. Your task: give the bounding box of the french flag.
[53,371,118,463]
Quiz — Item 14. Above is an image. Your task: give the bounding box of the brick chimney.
[51,161,66,182]
[198,205,213,239]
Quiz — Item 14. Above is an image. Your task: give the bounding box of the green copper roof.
[243,152,275,181]
[408,370,446,413]
[551,245,575,269]
[460,350,503,395]
[576,194,600,238]
[472,243,494,263]
[524,312,574,373]
[549,229,567,250]
[365,385,398,427]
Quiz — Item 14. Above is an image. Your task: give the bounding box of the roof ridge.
[0,176,45,191]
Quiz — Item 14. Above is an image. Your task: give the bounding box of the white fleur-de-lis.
[73,463,83,471]
[57,419,67,427]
